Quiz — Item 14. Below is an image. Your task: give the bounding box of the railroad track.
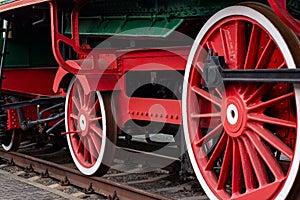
[0,149,173,200]
[0,141,208,200]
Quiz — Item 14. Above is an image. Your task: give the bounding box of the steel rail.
[0,149,173,200]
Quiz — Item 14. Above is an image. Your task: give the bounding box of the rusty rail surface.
[0,149,173,200]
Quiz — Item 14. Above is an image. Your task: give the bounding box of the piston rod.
[203,52,300,89]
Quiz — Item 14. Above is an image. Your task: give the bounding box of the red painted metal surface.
[49,0,94,75]
[2,67,60,96]
[53,47,188,95]
[6,106,37,131]
[268,0,300,37]
[0,0,50,13]
[6,108,18,130]
[128,98,181,125]
[121,48,189,72]
[52,66,69,93]
[112,91,182,130]
[7,106,38,131]
[49,0,118,75]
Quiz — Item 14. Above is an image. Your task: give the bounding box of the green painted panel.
[0,0,16,6]
[74,0,268,37]
[0,27,56,68]
[287,0,300,20]
[0,38,30,67]
[288,0,300,11]
[81,0,269,18]
[66,17,183,37]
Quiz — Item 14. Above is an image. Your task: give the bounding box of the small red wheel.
[183,3,300,199]
[65,77,116,175]
[2,96,22,151]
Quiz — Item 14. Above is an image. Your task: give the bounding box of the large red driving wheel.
[182,3,300,199]
[65,77,116,175]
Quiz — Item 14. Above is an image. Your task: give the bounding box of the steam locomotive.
[0,0,299,199]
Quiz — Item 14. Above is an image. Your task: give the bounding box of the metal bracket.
[25,164,34,173]
[41,169,49,178]
[60,176,70,186]
[108,191,119,200]
[83,183,95,194]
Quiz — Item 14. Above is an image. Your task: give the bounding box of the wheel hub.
[223,93,246,137]
[77,111,90,136]
[226,104,238,125]
[79,114,87,131]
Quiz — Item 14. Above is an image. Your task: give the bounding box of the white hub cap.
[79,114,87,131]
[226,104,238,125]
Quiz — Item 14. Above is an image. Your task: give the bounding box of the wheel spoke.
[85,92,94,109]
[248,92,294,111]
[217,137,232,190]
[220,21,246,69]
[76,85,84,107]
[83,139,91,163]
[239,82,256,97]
[62,130,81,135]
[90,116,103,122]
[248,123,293,160]
[232,139,242,195]
[237,138,256,190]
[70,113,79,120]
[220,28,230,67]
[91,124,103,138]
[278,62,286,69]
[242,135,268,186]
[214,88,223,98]
[86,136,97,163]
[91,151,97,164]
[205,133,227,170]
[205,41,214,50]
[246,83,272,103]
[234,21,247,69]
[72,96,81,111]
[248,113,296,128]
[244,24,261,69]
[255,38,276,69]
[192,86,222,107]
[247,131,284,180]
[89,99,100,113]
[90,132,101,154]
[195,62,204,74]
[77,138,84,154]
[195,123,223,146]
